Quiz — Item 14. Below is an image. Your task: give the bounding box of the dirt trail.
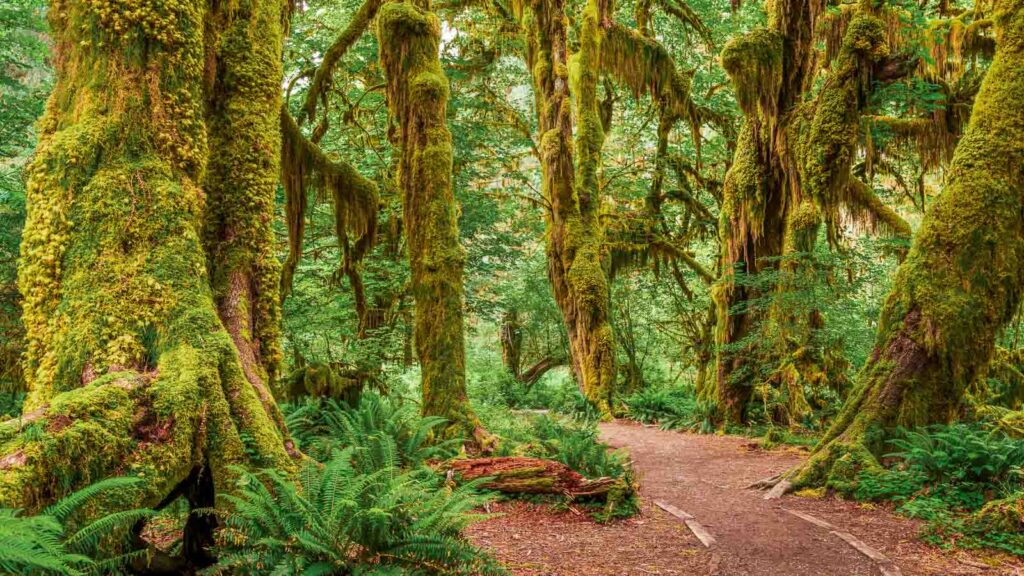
[467,420,1022,576]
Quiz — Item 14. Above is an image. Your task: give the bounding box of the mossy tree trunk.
[714,0,818,422]
[377,0,488,445]
[785,0,1024,490]
[203,0,289,426]
[527,0,616,418]
[1,0,297,561]
[714,0,906,425]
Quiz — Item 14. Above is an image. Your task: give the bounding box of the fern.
[283,392,461,467]
[206,448,505,575]
[0,477,154,575]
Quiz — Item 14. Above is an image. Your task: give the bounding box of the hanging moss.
[523,0,616,418]
[301,0,385,123]
[801,14,889,244]
[279,109,379,299]
[720,28,783,117]
[602,23,693,120]
[786,0,1024,490]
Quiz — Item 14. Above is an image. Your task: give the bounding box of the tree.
[0,0,300,565]
[713,0,914,424]
[377,0,489,443]
[772,0,1024,492]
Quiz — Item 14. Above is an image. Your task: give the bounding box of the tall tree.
[714,0,913,424]
[1,0,299,563]
[772,0,1024,492]
[521,0,617,417]
[377,0,487,443]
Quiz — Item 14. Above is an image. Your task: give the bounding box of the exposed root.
[745,473,782,490]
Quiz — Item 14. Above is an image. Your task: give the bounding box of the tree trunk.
[527,0,616,418]
[714,1,902,425]
[2,0,297,551]
[448,457,618,498]
[713,0,818,422]
[786,0,1024,490]
[377,1,487,445]
[500,310,523,378]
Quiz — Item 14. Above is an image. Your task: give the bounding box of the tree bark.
[2,0,297,547]
[377,1,487,445]
[527,0,616,418]
[786,0,1024,490]
[500,310,523,379]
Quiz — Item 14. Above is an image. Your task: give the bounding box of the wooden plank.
[684,518,718,548]
[830,531,895,566]
[654,500,716,547]
[654,500,693,520]
[787,508,902,576]
[784,509,837,530]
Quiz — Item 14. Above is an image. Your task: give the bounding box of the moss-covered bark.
[714,0,905,425]
[713,0,818,423]
[377,1,487,444]
[3,0,297,550]
[526,0,616,418]
[787,0,1024,490]
[203,0,288,420]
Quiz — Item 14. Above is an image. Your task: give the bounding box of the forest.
[0,0,1022,572]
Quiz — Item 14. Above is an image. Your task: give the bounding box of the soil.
[466,420,1024,576]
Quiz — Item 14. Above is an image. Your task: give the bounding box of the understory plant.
[206,445,504,575]
[854,424,1024,555]
[0,477,153,575]
[283,392,462,465]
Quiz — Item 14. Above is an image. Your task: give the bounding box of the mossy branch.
[602,22,694,121]
[842,178,911,240]
[301,0,385,124]
[280,109,380,300]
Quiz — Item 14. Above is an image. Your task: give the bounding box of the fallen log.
[447,457,618,498]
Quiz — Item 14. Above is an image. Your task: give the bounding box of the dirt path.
[467,420,1023,576]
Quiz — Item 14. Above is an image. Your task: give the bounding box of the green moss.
[5,0,298,519]
[377,1,484,442]
[720,28,783,117]
[202,0,288,389]
[802,14,888,242]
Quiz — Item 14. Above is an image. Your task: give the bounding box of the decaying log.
[447,457,618,498]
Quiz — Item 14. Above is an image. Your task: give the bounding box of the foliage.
[854,424,1024,555]
[282,392,461,466]
[206,448,505,575]
[0,477,153,575]
[621,385,696,425]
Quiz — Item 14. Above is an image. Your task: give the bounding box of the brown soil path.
[467,420,1023,576]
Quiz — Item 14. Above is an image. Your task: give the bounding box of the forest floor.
[466,420,1024,576]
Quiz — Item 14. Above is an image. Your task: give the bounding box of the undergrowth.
[0,477,153,575]
[205,445,505,575]
[854,424,1024,555]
